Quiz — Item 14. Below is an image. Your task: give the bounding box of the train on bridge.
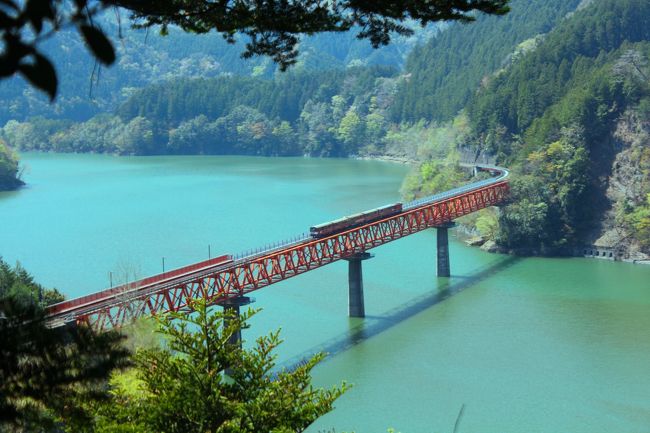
[45,164,508,329]
[310,203,403,238]
[309,165,507,239]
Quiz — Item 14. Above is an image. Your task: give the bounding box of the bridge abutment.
[344,252,373,318]
[436,222,455,277]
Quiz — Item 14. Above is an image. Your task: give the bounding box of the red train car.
[46,254,233,318]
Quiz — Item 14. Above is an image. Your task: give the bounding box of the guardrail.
[233,233,311,262]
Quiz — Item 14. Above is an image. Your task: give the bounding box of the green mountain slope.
[390,0,584,124]
[469,0,650,138]
[0,17,436,126]
[461,0,650,256]
[1,67,400,157]
[4,0,648,258]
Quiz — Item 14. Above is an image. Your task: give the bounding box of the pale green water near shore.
[1,153,649,433]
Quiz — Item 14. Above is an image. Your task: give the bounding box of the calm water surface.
[1,153,649,433]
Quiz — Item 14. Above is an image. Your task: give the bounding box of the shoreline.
[11,151,649,263]
[353,154,418,165]
[454,226,650,265]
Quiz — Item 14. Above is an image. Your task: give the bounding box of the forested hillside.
[390,0,584,123]
[0,16,436,126]
[0,0,594,162]
[0,0,591,160]
[1,67,400,157]
[1,0,647,258]
[0,14,436,190]
[403,0,649,258]
[471,0,650,257]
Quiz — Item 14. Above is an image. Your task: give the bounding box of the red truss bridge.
[46,165,510,331]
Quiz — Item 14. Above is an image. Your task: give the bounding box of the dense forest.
[0,17,437,126]
[390,0,584,123]
[403,0,649,256]
[467,0,650,255]
[1,66,399,157]
[0,257,64,307]
[0,0,572,162]
[0,139,22,190]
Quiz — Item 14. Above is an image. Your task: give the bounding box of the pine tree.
[98,297,347,433]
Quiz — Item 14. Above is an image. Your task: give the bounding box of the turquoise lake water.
[1,153,649,432]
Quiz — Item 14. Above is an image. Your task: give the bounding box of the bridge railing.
[46,254,234,317]
[233,232,311,262]
[404,167,508,211]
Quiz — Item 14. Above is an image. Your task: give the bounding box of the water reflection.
[282,256,522,368]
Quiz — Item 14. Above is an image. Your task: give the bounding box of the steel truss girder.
[78,181,509,331]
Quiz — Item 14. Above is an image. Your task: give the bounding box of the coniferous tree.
[95,297,347,433]
[0,258,130,431]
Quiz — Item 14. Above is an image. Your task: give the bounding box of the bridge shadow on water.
[278,255,522,370]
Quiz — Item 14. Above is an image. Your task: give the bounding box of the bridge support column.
[344,252,373,318]
[222,296,253,348]
[436,222,455,277]
[222,296,253,376]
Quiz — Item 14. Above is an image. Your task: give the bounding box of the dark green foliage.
[0,258,130,431]
[497,176,554,250]
[463,0,650,252]
[469,0,650,137]
[117,67,395,126]
[0,257,63,307]
[93,298,347,433]
[497,126,592,251]
[391,0,582,123]
[2,66,398,157]
[0,138,23,191]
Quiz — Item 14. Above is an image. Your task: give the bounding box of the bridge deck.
[46,165,509,330]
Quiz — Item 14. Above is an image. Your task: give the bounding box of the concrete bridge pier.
[344,252,373,318]
[222,296,253,376]
[222,296,253,349]
[436,222,456,277]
